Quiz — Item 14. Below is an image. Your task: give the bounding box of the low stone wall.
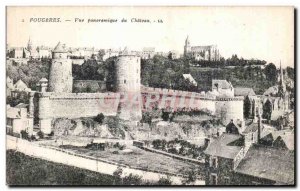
[6,135,205,185]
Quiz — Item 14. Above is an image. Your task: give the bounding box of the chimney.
[257,107,262,144]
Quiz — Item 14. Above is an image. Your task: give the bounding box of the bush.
[49,131,54,136]
[113,167,123,178]
[157,176,172,185]
[161,111,170,121]
[20,130,28,140]
[37,131,44,139]
[122,173,142,185]
[94,113,105,124]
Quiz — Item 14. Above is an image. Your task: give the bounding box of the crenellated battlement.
[38,92,119,100]
[141,86,216,100]
[216,97,244,101]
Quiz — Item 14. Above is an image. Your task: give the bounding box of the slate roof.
[235,145,294,184]
[212,80,232,89]
[53,42,68,53]
[183,74,197,86]
[234,87,256,96]
[39,78,48,82]
[273,132,294,150]
[7,107,21,119]
[204,133,242,159]
[242,122,263,134]
[142,47,155,52]
[263,85,278,96]
[7,77,14,89]
[15,103,28,108]
[14,79,28,90]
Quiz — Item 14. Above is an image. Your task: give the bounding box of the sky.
[7,6,294,68]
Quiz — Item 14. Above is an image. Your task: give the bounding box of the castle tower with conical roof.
[48,42,73,93]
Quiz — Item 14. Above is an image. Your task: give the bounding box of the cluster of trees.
[6,91,29,107]
[141,55,194,90]
[152,138,204,159]
[7,59,50,91]
[8,53,294,99]
[189,54,267,68]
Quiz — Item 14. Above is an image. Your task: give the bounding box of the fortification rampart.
[215,97,244,125]
[37,92,120,134]
[141,86,216,114]
[38,92,120,119]
[141,86,216,100]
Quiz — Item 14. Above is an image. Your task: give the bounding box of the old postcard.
[6,6,295,186]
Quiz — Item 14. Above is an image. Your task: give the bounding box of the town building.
[211,80,234,97]
[204,107,294,185]
[182,74,197,86]
[6,104,33,137]
[184,36,221,61]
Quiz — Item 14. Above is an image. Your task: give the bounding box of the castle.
[184,36,221,61]
[29,42,243,135]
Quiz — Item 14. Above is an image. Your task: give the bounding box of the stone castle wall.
[38,92,120,119]
[36,89,244,133]
[115,55,142,120]
[48,55,73,93]
[141,86,217,114]
[115,55,141,92]
[37,92,120,134]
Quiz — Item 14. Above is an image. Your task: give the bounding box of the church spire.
[185,35,190,45]
[278,60,286,98]
[280,61,284,85]
[27,36,33,51]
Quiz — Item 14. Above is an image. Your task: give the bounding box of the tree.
[122,173,142,185]
[264,63,278,84]
[161,111,170,121]
[263,99,272,122]
[244,96,252,119]
[20,130,28,140]
[157,176,172,185]
[37,131,44,139]
[94,113,105,124]
[141,111,152,125]
[286,66,294,80]
[113,167,123,184]
[182,170,197,185]
[152,139,162,149]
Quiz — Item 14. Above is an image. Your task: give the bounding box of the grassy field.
[6,150,119,186]
[59,145,199,175]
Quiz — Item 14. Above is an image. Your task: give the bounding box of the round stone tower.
[48,42,73,93]
[216,97,244,125]
[115,49,142,120]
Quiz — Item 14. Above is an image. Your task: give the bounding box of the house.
[183,74,197,86]
[10,47,24,58]
[212,80,234,97]
[204,131,294,185]
[204,133,244,185]
[235,145,294,185]
[6,104,33,137]
[7,77,14,96]
[14,79,31,92]
[204,108,294,185]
